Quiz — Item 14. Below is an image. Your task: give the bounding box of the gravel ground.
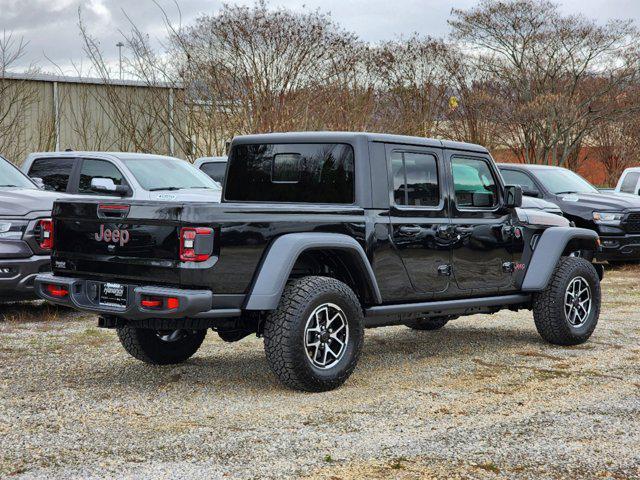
[1,268,639,479]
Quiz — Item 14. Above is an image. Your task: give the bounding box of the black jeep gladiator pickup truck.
[35,133,603,391]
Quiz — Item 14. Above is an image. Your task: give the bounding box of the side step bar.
[364,294,531,328]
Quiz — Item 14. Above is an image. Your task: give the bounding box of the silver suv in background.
[194,156,227,184]
[22,152,222,202]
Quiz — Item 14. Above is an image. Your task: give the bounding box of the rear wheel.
[263,276,364,392]
[404,316,452,331]
[533,257,600,346]
[116,327,207,365]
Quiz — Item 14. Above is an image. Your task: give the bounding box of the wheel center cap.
[320,331,330,342]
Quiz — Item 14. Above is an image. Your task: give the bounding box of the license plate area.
[99,282,128,307]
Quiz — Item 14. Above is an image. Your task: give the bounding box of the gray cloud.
[0,0,638,73]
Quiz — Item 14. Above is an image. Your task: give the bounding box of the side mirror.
[472,191,494,208]
[32,177,45,189]
[522,188,541,198]
[504,185,523,208]
[90,177,130,196]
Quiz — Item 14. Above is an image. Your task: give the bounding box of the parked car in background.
[194,156,227,184]
[520,195,563,216]
[614,167,640,197]
[0,156,65,301]
[498,163,640,264]
[22,152,222,202]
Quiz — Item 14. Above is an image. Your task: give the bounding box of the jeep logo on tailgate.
[95,224,130,246]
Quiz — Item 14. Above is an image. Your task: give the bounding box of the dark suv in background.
[0,156,59,301]
[499,163,640,263]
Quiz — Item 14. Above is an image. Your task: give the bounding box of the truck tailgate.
[52,200,192,285]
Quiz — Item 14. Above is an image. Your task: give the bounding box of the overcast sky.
[2,0,640,74]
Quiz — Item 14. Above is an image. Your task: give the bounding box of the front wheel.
[533,257,600,346]
[116,327,207,365]
[263,276,364,392]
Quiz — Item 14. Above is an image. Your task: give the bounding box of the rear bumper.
[34,274,240,320]
[596,234,640,261]
[0,255,51,300]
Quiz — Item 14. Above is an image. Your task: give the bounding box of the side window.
[501,169,539,195]
[451,157,499,208]
[391,151,439,207]
[78,159,126,195]
[28,158,74,192]
[200,162,226,183]
[620,172,640,194]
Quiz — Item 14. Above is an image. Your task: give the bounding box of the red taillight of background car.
[38,219,54,250]
[46,283,68,297]
[179,227,214,262]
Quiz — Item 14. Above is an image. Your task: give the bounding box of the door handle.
[398,225,422,235]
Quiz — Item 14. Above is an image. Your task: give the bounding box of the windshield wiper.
[0,184,20,187]
[149,186,182,191]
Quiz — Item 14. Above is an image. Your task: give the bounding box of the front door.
[447,152,514,293]
[387,145,451,299]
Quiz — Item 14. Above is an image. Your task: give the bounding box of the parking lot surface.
[1,268,639,479]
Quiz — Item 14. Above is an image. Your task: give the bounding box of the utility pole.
[116,42,124,80]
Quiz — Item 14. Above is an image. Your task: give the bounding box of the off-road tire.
[404,316,451,331]
[263,276,364,392]
[533,257,600,346]
[116,327,207,365]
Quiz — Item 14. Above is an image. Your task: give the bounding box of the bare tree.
[0,31,41,163]
[449,0,640,166]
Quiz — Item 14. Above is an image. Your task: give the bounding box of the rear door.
[447,152,514,293]
[386,144,451,299]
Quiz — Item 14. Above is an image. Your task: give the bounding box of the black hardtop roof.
[232,132,489,154]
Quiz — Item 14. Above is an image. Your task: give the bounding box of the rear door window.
[28,158,75,192]
[391,151,439,207]
[620,172,640,194]
[225,143,355,203]
[78,159,127,195]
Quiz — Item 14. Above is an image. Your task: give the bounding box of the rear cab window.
[225,143,355,203]
[28,157,75,192]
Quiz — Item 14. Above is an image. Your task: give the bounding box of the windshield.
[0,158,36,189]
[123,158,221,191]
[534,168,598,195]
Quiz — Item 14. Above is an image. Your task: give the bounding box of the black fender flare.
[244,233,382,310]
[521,227,599,291]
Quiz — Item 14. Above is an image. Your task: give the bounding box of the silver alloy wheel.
[304,303,349,369]
[156,330,187,342]
[564,276,592,327]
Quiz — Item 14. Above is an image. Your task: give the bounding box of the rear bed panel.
[51,200,368,294]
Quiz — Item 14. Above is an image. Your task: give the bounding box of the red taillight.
[39,219,54,250]
[141,297,162,308]
[46,283,68,297]
[166,297,180,309]
[140,296,180,310]
[179,227,214,262]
